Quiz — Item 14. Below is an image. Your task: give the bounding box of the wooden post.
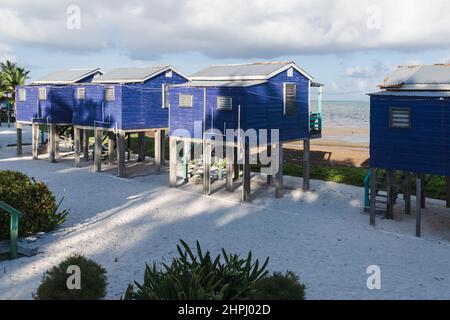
[154,130,165,166]
[55,127,60,160]
[137,132,145,162]
[83,129,90,161]
[48,124,56,163]
[233,146,240,181]
[169,137,177,187]
[386,170,394,219]
[242,142,251,202]
[117,132,126,177]
[94,129,102,172]
[16,123,22,156]
[416,175,422,237]
[266,144,273,185]
[203,141,211,195]
[421,176,426,209]
[303,139,310,191]
[32,124,39,159]
[80,129,84,154]
[404,171,411,215]
[275,143,284,199]
[127,133,131,161]
[226,145,234,191]
[74,127,81,168]
[370,167,377,226]
[446,176,450,208]
[108,133,115,165]
[183,140,190,182]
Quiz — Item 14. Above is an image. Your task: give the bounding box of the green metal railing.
[0,201,21,259]
[310,113,322,134]
[364,170,371,209]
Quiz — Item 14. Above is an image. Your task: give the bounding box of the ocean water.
[320,100,370,128]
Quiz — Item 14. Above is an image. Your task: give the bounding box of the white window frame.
[217,96,232,110]
[179,94,193,108]
[162,84,169,108]
[283,82,297,115]
[287,67,294,77]
[165,70,173,78]
[105,86,115,101]
[77,87,86,100]
[18,89,26,101]
[389,107,411,128]
[38,87,47,101]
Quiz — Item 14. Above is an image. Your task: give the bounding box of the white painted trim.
[92,66,189,84]
[32,68,102,85]
[283,82,296,116]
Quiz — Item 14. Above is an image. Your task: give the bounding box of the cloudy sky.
[1,0,449,100]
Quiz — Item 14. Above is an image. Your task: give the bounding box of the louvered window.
[105,87,115,101]
[38,88,47,100]
[390,107,411,128]
[77,88,85,100]
[162,84,169,108]
[217,96,232,110]
[283,83,296,115]
[18,89,26,101]
[179,94,193,108]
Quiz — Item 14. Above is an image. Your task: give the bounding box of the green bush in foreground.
[0,170,68,240]
[250,271,305,300]
[124,240,269,300]
[35,254,107,300]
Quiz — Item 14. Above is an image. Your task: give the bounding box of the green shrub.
[0,170,68,240]
[35,254,107,300]
[124,240,269,300]
[250,271,305,300]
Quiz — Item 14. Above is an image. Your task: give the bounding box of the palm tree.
[0,60,29,105]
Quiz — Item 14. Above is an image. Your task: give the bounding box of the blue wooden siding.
[169,68,311,144]
[370,95,450,176]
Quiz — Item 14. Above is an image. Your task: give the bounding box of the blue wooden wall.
[370,95,450,176]
[169,68,311,144]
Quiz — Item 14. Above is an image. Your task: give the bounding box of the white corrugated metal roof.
[369,91,450,97]
[93,66,186,84]
[31,68,102,85]
[379,65,450,89]
[190,61,315,82]
[173,80,268,88]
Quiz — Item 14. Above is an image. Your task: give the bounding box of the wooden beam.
[16,123,22,156]
[404,171,411,215]
[416,175,422,237]
[169,137,177,188]
[183,140,190,182]
[108,133,115,165]
[117,132,126,178]
[386,170,394,219]
[48,124,56,163]
[446,176,450,208]
[203,141,211,195]
[74,127,81,168]
[421,175,426,209]
[275,143,284,199]
[233,146,240,181]
[94,129,102,172]
[32,124,39,160]
[370,167,377,226]
[266,144,273,185]
[79,129,84,154]
[242,142,251,202]
[137,132,145,162]
[83,129,90,161]
[303,139,310,191]
[226,145,234,191]
[155,130,166,167]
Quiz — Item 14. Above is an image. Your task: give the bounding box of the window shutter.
[162,85,169,108]
[283,83,296,115]
[18,89,26,101]
[390,107,411,128]
[77,88,86,100]
[38,88,47,100]
[105,87,115,101]
[217,96,232,110]
[179,94,193,107]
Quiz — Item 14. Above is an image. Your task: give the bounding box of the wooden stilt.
[83,129,90,161]
[108,133,115,165]
[126,133,131,161]
[404,171,411,215]
[55,127,60,160]
[94,129,102,172]
[266,144,273,185]
[275,143,284,199]
[80,129,84,154]
[117,132,126,178]
[233,146,240,181]
[183,140,190,182]
[169,137,177,187]
[226,145,234,191]
[420,176,426,209]
[370,167,377,226]
[74,127,81,167]
[155,130,166,167]
[242,142,251,202]
[48,124,56,163]
[303,139,310,191]
[386,170,394,219]
[446,176,450,208]
[137,132,145,162]
[416,175,422,237]
[203,141,211,195]
[32,124,39,160]
[16,123,22,156]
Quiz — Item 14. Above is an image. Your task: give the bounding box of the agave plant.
[124,240,269,300]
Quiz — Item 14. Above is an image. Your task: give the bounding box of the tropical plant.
[250,271,306,300]
[0,60,29,107]
[124,240,269,300]
[35,254,107,300]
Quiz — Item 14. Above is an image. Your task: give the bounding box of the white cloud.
[0,44,16,62]
[0,0,450,60]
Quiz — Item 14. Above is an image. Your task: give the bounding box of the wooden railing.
[0,201,21,259]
